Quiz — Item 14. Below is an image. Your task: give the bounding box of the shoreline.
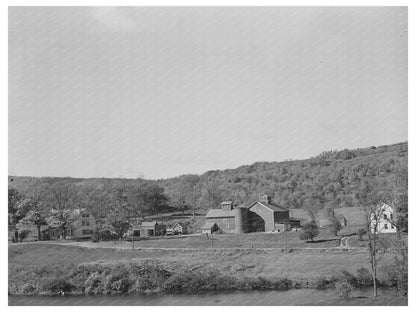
[8,288,408,306]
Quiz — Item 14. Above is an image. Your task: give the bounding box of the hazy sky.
[9,7,407,179]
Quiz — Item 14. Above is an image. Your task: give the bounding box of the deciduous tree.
[299,221,319,242]
[359,181,388,298]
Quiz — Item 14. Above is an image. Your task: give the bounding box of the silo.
[234,205,248,234]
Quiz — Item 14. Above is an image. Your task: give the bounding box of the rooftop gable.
[247,201,289,212]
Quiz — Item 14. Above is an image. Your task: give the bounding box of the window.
[82,213,90,218]
[391,224,395,229]
[82,221,91,226]
[383,214,388,220]
[384,224,388,229]
[82,229,94,235]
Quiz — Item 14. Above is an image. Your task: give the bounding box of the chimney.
[259,194,271,204]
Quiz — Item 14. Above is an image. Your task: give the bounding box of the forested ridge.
[9,141,408,219]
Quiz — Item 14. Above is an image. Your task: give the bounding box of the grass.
[9,241,403,296]
[8,254,378,296]
[84,230,341,249]
[9,242,395,280]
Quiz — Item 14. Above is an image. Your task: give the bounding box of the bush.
[358,229,366,241]
[355,267,373,286]
[328,218,342,236]
[313,276,336,289]
[18,229,31,242]
[129,261,171,293]
[334,279,354,298]
[84,273,107,295]
[40,278,75,294]
[340,270,358,287]
[104,272,133,294]
[383,263,408,296]
[300,221,319,242]
[21,283,38,295]
[163,270,238,293]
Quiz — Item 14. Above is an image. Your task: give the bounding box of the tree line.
[9,142,408,242]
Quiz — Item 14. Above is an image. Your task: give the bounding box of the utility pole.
[128,221,135,250]
[284,222,289,253]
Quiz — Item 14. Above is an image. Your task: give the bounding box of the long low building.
[203,194,293,234]
[133,221,167,237]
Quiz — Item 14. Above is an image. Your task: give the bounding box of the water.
[8,288,380,306]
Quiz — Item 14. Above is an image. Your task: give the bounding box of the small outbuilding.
[201,222,218,234]
[172,222,188,234]
[138,221,167,237]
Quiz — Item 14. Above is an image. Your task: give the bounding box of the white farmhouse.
[371,203,397,234]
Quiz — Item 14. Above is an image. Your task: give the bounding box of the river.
[9,287,406,306]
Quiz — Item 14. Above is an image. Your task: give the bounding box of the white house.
[371,203,397,234]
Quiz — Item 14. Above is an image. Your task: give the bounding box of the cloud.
[90,7,136,32]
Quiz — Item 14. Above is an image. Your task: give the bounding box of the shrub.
[340,270,358,287]
[91,233,99,243]
[383,263,408,296]
[84,273,107,295]
[272,278,292,290]
[100,263,134,294]
[328,218,342,236]
[163,270,238,293]
[358,229,366,241]
[355,267,373,286]
[18,229,31,242]
[40,278,75,294]
[21,283,38,295]
[313,276,337,289]
[299,221,319,242]
[129,261,172,293]
[334,279,354,298]
[104,272,133,294]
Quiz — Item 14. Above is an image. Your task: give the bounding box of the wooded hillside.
[9,142,408,217]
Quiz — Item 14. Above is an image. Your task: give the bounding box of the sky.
[8,6,407,179]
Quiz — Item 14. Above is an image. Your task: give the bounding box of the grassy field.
[108,230,341,249]
[9,242,395,280]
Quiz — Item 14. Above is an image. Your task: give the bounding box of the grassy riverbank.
[9,242,401,297]
[9,257,382,296]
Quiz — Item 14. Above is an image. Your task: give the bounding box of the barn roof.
[202,222,217,230]
[141,221,158,226]
[206,209,235,218]
[248,201,289,212]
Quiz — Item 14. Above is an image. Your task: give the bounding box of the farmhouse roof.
[206,209,235,218]
[247,201,289,212]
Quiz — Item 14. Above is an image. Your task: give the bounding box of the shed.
[139,221,167,237]
[172,222,188,234]
[201,222,218,234]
